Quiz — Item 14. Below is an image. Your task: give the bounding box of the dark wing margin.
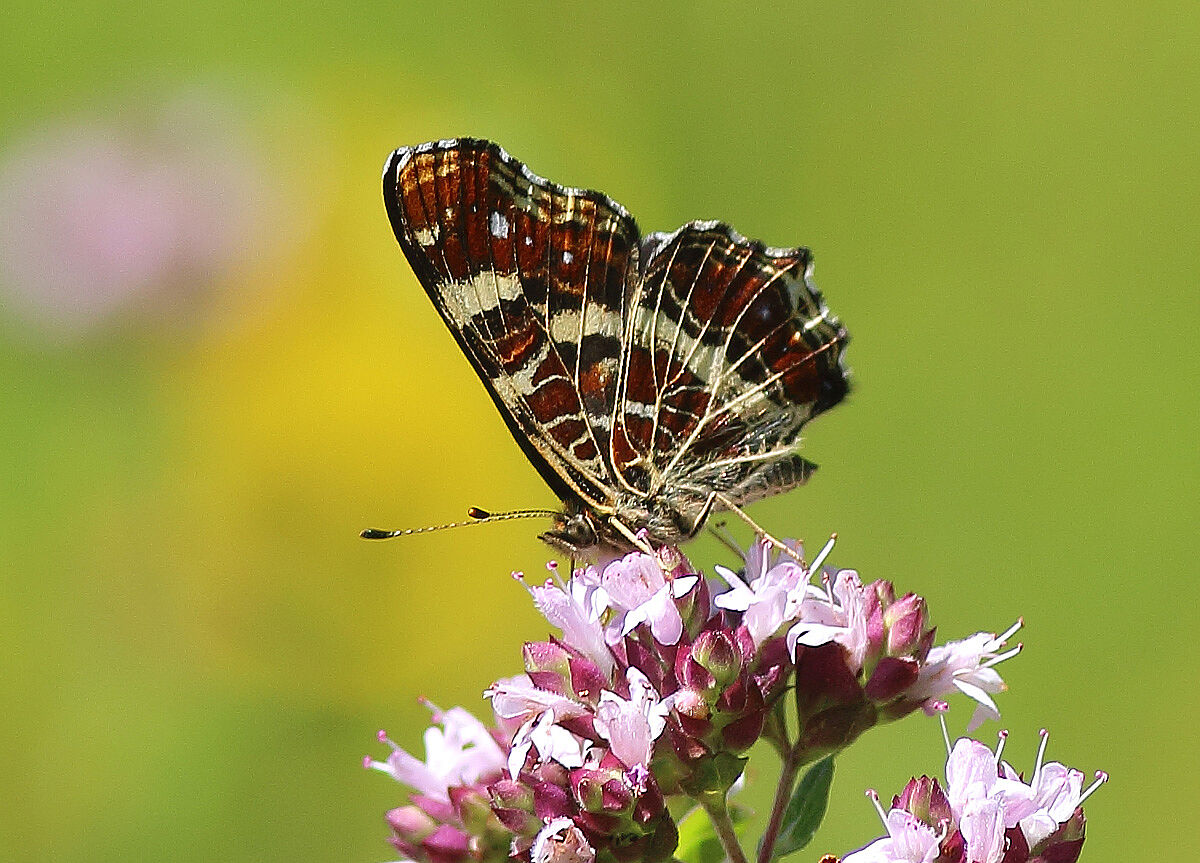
[382,138,641,510]
[615,221,849,512]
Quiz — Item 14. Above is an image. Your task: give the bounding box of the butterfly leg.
[606,516,657,556]
[688,497,749,557]
[712,493,805,564]
[685,492,721,540]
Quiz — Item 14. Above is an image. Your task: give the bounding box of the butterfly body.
[383,139,849,555]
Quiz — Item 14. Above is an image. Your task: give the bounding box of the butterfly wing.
[612,221,849,528]
[382,139,639,514]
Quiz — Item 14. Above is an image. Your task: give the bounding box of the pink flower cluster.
[838,729,1106,863]
[367,538,1027,863]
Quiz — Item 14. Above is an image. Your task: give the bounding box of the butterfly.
[377,138,849,556]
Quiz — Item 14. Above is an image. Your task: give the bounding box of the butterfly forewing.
[383,138,849,550]
[383,139,638,512]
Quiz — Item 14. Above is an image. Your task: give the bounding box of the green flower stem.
[699,792,750,863]
[756,744,806,863]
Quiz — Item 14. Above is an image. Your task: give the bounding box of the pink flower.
[840,807,942,863]
[506,709,591,777]
[713,538,813,648]
[910,622,1023,731]
[1002,731,1090,849]
[366,705,513,863]
[524,571,614,677]
[787,568,874,669]
[597,553,697,646]
[840,728,1105,863]
[486,674,590,731]
[366,705,505,801]
[593,668,669,769]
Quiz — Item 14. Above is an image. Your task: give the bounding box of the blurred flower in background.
[0,88,278,339]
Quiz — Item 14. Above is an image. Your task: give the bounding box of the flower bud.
[689,629,743,689]
[883,594,927,657]
[386,804,438,845]
[419,823,472,863]
[524,642,574,689]
[451,786,502,836]
[571,766,633,815]
[863,656,919,702]
[488,780,540,835]
[891,775,951,826]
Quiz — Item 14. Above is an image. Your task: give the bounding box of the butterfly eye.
[539,512,601,555]
[559,513,599,549]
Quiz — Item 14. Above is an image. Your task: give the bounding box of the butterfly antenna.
[360,507,560,540]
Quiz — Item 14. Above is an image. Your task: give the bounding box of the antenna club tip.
[468,507,491,519]
[361,528,395,539]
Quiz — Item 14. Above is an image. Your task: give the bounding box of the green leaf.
[769,756,835,859]
[676,804,750,863]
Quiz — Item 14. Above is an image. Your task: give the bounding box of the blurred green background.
[1,2,1196,860]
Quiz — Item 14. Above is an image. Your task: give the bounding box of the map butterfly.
[377,139,849,555]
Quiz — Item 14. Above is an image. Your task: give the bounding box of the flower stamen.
[994,729,1008,764]
[1079,770,1109,804]
[807,533,837,578]
[865,789,888,827]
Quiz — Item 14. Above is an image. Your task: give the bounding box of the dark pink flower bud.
[690,629,742,688]
[450,785,500,835]
[489,778,533,810]
[421,823,472,863]
[891,775,951,826]
[571,766,633,814]
[719,708,766,752]
[524,641,574,693]
[569,657,609,704]
[863,583,886,658]
[675,649,716,693]
[797,702,877,754]
[530,779,574,821]
[488,780,540,835]
[386,804,438,842]
[863,656,920,702]
[883,593,927,657]
[411,793,455,823]
[794,643,863,715]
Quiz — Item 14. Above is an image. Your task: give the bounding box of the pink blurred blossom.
[0,92,270,336]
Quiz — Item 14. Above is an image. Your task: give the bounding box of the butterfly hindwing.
[614,223,848,518]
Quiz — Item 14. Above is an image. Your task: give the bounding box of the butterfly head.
[539,502,603,558]
[538,494,701,560]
